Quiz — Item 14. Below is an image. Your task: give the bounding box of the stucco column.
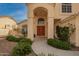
[27,17,34,41]
[47,17,54,39]
[75,16,79,47]
[27,4,34,41]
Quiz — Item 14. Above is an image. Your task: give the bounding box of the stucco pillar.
[27,17,34,41]
[27,4,34,41]
[47,17,54,39]
[75,16,79,47]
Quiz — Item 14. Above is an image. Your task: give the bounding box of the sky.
[0,3,28,23]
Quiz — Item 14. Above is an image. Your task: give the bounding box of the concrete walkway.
[32,38,79,56]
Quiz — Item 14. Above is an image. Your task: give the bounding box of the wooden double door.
[37,26,45,36]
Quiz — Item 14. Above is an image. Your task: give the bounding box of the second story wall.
[0,16,17,30]
[54,3,79,20]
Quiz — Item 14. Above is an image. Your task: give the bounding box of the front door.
[37,26,45,36]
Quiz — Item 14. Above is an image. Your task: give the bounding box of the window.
[38,18,44,24]
[21,27,27,35]
[62,3,72,13]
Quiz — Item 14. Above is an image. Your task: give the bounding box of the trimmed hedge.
[11,43,32,56]
[47,38,71,50]
[6,35,33,56]
[6,35,32,44]
[19,38,32,45]
[6,35,18,42]
[11,37,32,56]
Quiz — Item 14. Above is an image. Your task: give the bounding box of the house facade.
[19,3,79,47]
[0,16,17,36]
[18,20,27,36]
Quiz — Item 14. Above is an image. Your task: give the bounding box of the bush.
[11,45,26,56]
[56,26,69,41]
[11,37,32,56]
[19,38,32,45]
[11,43,32,56]
[47,38,71,50]
[6,35,32,43]
[6,35,18,42]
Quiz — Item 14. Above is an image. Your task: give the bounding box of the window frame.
[38,18,45,25]
[62,3,72,13]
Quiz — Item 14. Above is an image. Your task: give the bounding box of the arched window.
[62,3,72,13]
[38,18,44,24]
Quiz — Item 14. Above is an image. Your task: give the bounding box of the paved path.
[0,38,16,56]
[32,38,79,56]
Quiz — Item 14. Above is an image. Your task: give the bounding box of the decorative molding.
[56,12,79,24]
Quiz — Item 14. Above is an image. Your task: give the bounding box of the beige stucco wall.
[55,16,76,45]
[0,23,5,29]
[17,3,79,47]
[75,15,79,47]
[18,20,27,26]
[18,20,27,31]
[54,3,79,46]
[18,20,28,37]
[54,3,79,20]
[27,3,79,41]
[0,16,17,30]
[0,16,17,36]
[27,3,79,21]
[0,29,9,36]
[27,4,55,40]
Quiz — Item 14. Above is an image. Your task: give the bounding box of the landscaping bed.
[4,35,36,56]
[47,38,71,50]
[47,26,75,50]
[11,39,32,56]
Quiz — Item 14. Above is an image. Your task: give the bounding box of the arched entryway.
[27,4,54,40]
[33,7,48,38]
[37,18,45,36]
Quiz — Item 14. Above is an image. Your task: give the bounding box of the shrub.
[47,38,71,50]
[24,44,32,55]
[6,35,18,42]
[11,42,32,56]
[11,37,32,56]
[56,26,70,41]
[11,45,26,56]
[6,35,32,43]
[19,38,32,45]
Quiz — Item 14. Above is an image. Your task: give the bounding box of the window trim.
[38,18,45,25]
[62,3,72,13]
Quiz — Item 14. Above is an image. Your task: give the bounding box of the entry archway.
[33,7,48,18]
[33,7,48,37]
[27,4,54,40]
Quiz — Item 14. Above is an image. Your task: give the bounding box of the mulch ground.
[71,47,79,51]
